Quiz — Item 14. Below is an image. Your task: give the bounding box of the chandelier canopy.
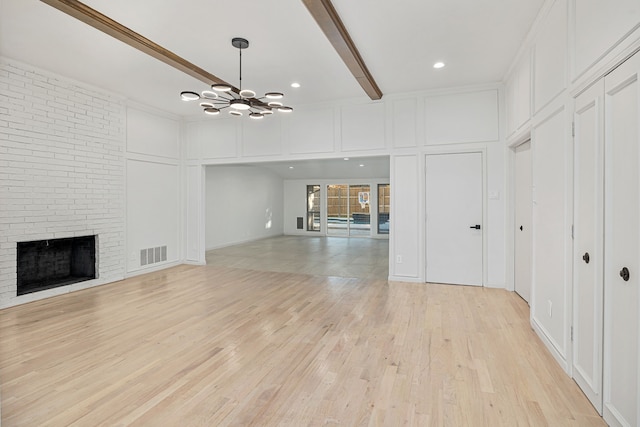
[180,38,293,119]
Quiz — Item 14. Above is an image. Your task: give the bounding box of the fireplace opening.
[17,236,97,296]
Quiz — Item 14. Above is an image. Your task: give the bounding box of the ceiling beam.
[39,0,243,93]
[302,0,382,100]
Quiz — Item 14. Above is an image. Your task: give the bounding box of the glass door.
[349,184,370,236]
[326,184,371,236]
[327,184,349,235]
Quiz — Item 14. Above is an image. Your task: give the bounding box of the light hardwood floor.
[206,236,390,280]
[0,237,603,426]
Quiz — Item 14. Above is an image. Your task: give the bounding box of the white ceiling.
[0,0,544,117]
[227,156,391,180]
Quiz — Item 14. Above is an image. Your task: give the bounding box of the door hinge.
[571,225,574,239]
[571,326,574,341]
[572,122,575,137]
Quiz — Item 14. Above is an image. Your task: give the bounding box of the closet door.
[514,141,533,303]
[603,52,640,427]
[573,80,604,414]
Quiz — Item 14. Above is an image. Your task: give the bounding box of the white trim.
[125,260,183,278]
[0,275,125,310]
[531,315,570,373]
[388,276,424,283]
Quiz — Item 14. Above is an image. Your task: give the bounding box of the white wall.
[205,165,284,250]
[0,58,126,308]
[0,59,185,307]
[185,86,506,286]
[503,0,640,371]
[531,100,572,368]
[125,105,181,274]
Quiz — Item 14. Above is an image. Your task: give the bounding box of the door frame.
[423,147,488,286]
[513,138,533,303]
[507,132,533,293]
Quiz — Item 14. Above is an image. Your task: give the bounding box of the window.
[306,185,321,231]
[378,184,390,234]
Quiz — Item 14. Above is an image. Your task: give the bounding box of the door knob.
[620,267,630,282]
[582,252,590,264]
[519,225,523,231]
[469,224,481,230]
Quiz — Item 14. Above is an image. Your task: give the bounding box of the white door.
[425,152,483,286]
[573,79,604,414]
[603,52,640,427]
[514,141,532,303]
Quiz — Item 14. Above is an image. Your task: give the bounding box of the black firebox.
[16,236,96,296]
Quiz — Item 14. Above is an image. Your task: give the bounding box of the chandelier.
[179,37,293,119]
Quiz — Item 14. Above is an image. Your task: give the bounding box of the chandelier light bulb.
[240,89,256,98]
[278,106,293,113]
[204,107,220,115]
[180,91,200,101]
[201,90,218,99]
[211,83,232,92]
[229,110,243,116]
[230,99,251,110]
[249,112,264,119]
[268,101,283,108]
[265,92,284,99]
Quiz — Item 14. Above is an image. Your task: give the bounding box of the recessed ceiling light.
[291,82,301,88]
[344,157,349,161]
[433,62,445,69]
[359,164,365,167]
[289,166,294,169]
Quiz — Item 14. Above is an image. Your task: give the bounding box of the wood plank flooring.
[206,236,389,280]
[0,237,603,426]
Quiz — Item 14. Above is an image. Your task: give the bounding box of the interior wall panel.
[187,119,237,160]
[424,89,499,144]
[185,165,203,262]
[531,104,571,364]
[288,107,335,155]
[392,98,418,148]
[341,102,385,152]
[573,0,640,80]
[126,107,179,158]
[534,0,568,112]
[242,117,283,157]
[391,155,419,278]
[516,52,532,128]
[126,160,179,272]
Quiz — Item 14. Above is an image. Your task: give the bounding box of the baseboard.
[0,275,125,310]
[125,260,183,278]
[184,260,206,266]
[388,275,424,283]
[531,315,569,373]
[205,233,284,251]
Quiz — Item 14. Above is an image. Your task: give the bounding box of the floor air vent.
[140,246,167,266]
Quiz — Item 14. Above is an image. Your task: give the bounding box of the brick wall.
[0,58,126,307]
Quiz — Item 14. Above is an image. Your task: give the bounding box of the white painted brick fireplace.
[0,59,126,307]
